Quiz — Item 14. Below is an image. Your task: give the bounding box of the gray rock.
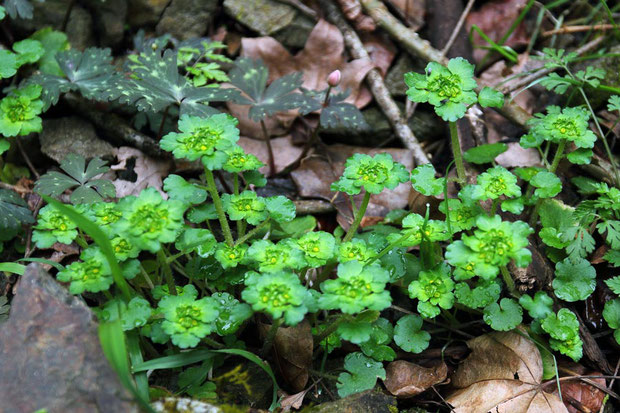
[156,0,218,41]
[152,398,224,413]
[83,0,127,47]
[128,0,171,26]
[309,390,397,413]
[13,0,95,50]
[385,54,426,97]
[223,0,296,36]
[272,13,314,48]
[0,264,137,413]
[39,117,116,163]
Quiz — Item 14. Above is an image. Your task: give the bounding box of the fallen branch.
[543,24,616,37]
[319,0,431,165]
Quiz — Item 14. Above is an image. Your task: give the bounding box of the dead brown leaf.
[383,360,448,398]
[336,0,376,32]
[241,19,389,108]
[237,136,303,176]
[447,330,568,413]
[559,374,606,413]
[279,388,311,412]
[111,147,171,198]
[387,0,426,31]
[272,320,313,392]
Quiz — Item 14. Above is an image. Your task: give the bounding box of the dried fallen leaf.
[447,330,568,413]
[388,0,426,30]
[383,360,447,398]
[559,374,606,413]
[269,320,313,392]
[237,136,303,176]
[111,147,171,198]
[336,0,376,32]
[279,388,311,412]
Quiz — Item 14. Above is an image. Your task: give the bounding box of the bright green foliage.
[264,195,296,223]
[98,297,153,331]
[319,261,391,314]
[211,292,253,336]
[549,333,583,362]
[553,258,596,302]
[477,87,505,108]
[160,113,239,168]
[114,188,186,253]
[455,279,501,309]
[608,95,620,112]
[176,228,216,254]
[164,175,207,205]
[337,315,375,344]
[359,318,396,361]
[603,298,620,345]
[473,166,521,200]
[296,231,336,267]
[405,57,478,121]
[223,190,267,225]
[158,290,219,348]
[56,248,112,294]
[222,145,263,173]
[242,271,314,325]
[463,142,508,164]
[29,27,69,76]
[408,263,454,318]
[596,220,620,249]
[519,291,553,319]
[336,352,386,398]
[530,172,562,198]
[86,202,123,229]
[13,39,43,66]
[483,298,523,331]
[439,198,482,232]
[109,235,140,261]
[35,154,116,204]
[521,106,596,150]
[214,243,248,269]
[0,84,43,137]
[338,239,376,263]
[393,314,430,353]
[247,239,304,272]
[178,41,232,86]
[605,276,620,295]
[32,204,78,248]
[410,163,445,196]
[388,213,449,247]
[314,322,342,353]
[331,153,409,195]
[543,309,582,361]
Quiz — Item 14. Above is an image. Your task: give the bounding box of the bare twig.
[543,24,616,37]
[320,0,431,165]
[441,0,476,58]
[274,0,318,20]
[15,139,39,179]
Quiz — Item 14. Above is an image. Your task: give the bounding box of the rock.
[156,0,218,41]
[13,0,95,50]
[385,54,426,97]
[213,360,273,407]
[128,0,170,26]
[309,390,397,413]
[272,13,315,48]
[39,117,116,163]
[0,264,137,413]
[82,0,127,47]
[152,398,224,413]
[223,0,297,36]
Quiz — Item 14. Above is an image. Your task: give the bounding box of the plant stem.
[491,199,499,216]
[449,121,466,184]
[203,337,224,349]
[343,191,371,242]
[157,249,176,296]
[235,219,271,245]
[260,120,276,177]
[260,318,283,357]
[204,168,234,246]
[500,265,520,298]
[233,174,244,237]
[529,140,565,227]
[367,232,411,264]
[313,314,351,347]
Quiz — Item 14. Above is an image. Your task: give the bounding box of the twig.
[274,0,318,20]
[599,358,620,413]
[320,0,431,165]
[441,0,476,58]
[543,24,615,37]
[15,139,39,179]
[0,181,28,194]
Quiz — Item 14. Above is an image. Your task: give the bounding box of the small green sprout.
[242,271,314,325]
[438,198,482,232]
[87,202,123,230]
[331,153,409,195]
[98,297,152,331]
[338,239,376,263]
[109,235,140,261]
[603,298,620,345]
[393,314,430,353]
[222,190,267,225]
[158,289,219,348]
[404,57,478,122]
[56,248,112,294]
[296,231,336,267]
[408,263,454,318]
[246,239,304,272]
[473,165,521,201]
[319,261,391,314]
[160,113,239,169]
[552,257,596,302]
[454,279,501,309]
[519,291,553,319]
[222,145,264,173]
[542,309,582,361]
[0,84,44,137]
[483,298,523,331]
[214,242,248,269]
[387,213,450,247]
[211,292,253,336]
[114,188,186,253]
[32,204,78,248]
[521,106,596,150]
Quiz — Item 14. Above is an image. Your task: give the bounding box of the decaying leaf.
[336,0,376,32]
[447,330,568,413]
[111,147,171,198]
[383,360,447,398]
[264,320,313,392]
[237,136,303,176]
[279,388,310,412]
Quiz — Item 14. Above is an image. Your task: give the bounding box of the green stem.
[343,191,371,243]
[235,218,271,245]
[529,140,566,227]
[313,314,351,348]
[204,168,234,246]
[157,249,176,296]
[203,337,224,349]
[449,121,466,184]
[500,265,520,298]
[260,120,275,177]
[260,318,283,357]
[367,232,411,264]
[491,199,499,216]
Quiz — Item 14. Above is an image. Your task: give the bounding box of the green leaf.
[483,298,523,331]
[4,0,33,19]
[519,291,553,319]
[0,188,34,232]
[265,195,296,223]
[541,308,579,341]
[358,318,395,362]
[605,276,620,294]
[603,298,620,330]
[0,50,17,78]
[393,314,430,353]
[553,258,596,302]
[163,174,207,205]
[566,148,592,165]
[463,143,508,164]
[175,227,216,253]
[478,86,504,108]
[605,249,620,267]
[530,171,562,198]
[29,28,69,76]
[410,163,445,196]
[0,262,26,275]
[0,138,9,155]
[608,95,620,112]
[337,319,373,344]
[13,39,44,66]
[596,220,620,249]
[562,226,595,259]
[336,352,386,398]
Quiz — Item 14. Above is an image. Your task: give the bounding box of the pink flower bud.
[327,70,341,87]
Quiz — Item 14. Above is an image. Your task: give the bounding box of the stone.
[0,264,137,413]
[152,398,224,413]
[128,0,171,26]
[309,390,397,413]
[83,0,127,47]
[223,0,297,36]
[271,13,314,48]
[156,0,218,41]
[13,0,95,50]
[39,117,116,163]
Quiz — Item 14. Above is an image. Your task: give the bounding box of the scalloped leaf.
[0,188,34,233]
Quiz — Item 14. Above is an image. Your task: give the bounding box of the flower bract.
[331,153,409,195]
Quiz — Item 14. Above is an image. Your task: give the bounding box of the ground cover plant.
[0,0,620,412]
